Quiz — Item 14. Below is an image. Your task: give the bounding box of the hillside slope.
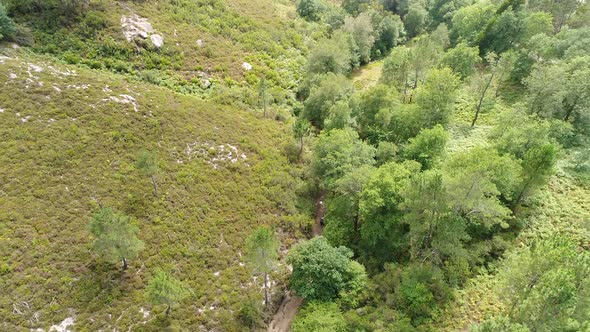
[0,49,306,331]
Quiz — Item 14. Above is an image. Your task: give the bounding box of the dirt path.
[267,190,326,332]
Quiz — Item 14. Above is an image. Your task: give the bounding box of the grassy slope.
[0,50,308,331]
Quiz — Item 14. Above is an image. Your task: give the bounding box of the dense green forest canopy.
[0,0,589,331]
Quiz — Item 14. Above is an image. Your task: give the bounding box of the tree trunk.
[472,73,494,127]
[165,304,171,316]
[298,136,304,160]
[122,257,128,271]
[150,175,158,196]
[263,272,269,307]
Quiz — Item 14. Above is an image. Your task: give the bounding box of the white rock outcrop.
[121,14,164,48]
[242,62,252,71]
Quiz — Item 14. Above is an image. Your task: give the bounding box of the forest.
[0,0,589,331]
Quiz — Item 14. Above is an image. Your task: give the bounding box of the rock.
[151,34,164,48]
[121,14,163,48]
[201,79,211,89]
[196,39,203,47]
[242,62,252,71]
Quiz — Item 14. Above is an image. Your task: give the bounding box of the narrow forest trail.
[267,190,326,332]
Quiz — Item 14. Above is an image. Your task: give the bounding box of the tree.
[310,128,375,189]
[401,171,469,270]
[470,53,497,127]
[370,11,403,56]
[88,207,144,270]
[342,0,370,15]
[135,149,159,196]
[325,100,353,130]
[352,84,402,143]
[292,302,347,332]
[0,4,15,41]
[414,67,460,127]
[287,236,367,302]
[306,37,354,76]
[442,43,480,79]
[409,36,445,89]
[302,73,354,129]
[297,0,325,21]
[511,143,558,209]
[404,3,427,38]
[359,161,420,268]
[343,13,375,64]
[402,125,448,170]
[494,236,590,331]
[381,45,412,97]
[450,2,496,45]
[244,226,279,306]
[258,77,269,117]
[293,117,311,160]
[443,147,521,228]
[145,271,190,317]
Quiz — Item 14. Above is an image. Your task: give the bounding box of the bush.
[0,4,16,41]
[297,0,325,21]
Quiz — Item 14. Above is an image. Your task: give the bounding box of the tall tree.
[244,226,279,306]
[135,149,159,196]
[88,207,144,270]
[414,67,460,127]
[470,53,497,127]
[402,124,449,170]
[145,271,190,317]
[293,117,311,160]
[287,236,367,302]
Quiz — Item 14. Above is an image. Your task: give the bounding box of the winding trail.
[267,190,326,332]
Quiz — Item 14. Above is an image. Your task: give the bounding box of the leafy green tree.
[404,3,427,38]
[306,37,354,75]
[88,207,144,270]
[528,0,579,31]
[402,124,448,170]
[442,43,480,79]
[303,73,354,128]
[473,316,530,332]
[428,0,471,26]
[0,4,15,41]
[401,171,469,270]
[310,128,376,189]
[525,57,590,136]
[520,11,553,42]
[342,0,371,15]
[145,271,190,317]
[135,149,159,196]
[381,45,413,96]
[343,13,375,64]
[370,10,403,56]
[511,143,558,209]
[297,0,325,21]
[292,302,347,332]
[469,53,497,127]
[450,1,496,45]
[287,236,367,302]
[409,35,445,89]
[244,226,279,306]
[352,84,402,143]
[477,6,524,55]
[376,141,398,165]
[414,67,460,127]
[293,117,311,160]
[359,161,420,268]
[443,147,521,228]
[495,236,590,331]
[325,100,353,130]
[381,0,410,16]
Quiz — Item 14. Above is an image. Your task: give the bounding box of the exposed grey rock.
[151,34,164,48]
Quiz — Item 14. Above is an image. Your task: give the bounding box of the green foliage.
[414,67,460,127]
[404,3,428,38]
[303,73,354,128]
[245,226,279,275]
[402,124,448,170]
[341,0,371,15]
[292,302,347,332]
[450,1,496,45]
[145,271,190,316]
[135,149,158,177]
[343,13,375,64]
[88,208,144,269]
[0,4,15,41]
[306,37,354,76]
[381,45,412,93]
[325,100,353,130]
[492,236,590,331]
[473,315,530,332]
[297,0,326,21]
[287,237,367,302]
[352,84,402,143]
[359,161,421,268]
[310,128,376,189]
[442,43,481,79]
[237,298,264,330]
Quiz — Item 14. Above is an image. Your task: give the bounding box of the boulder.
[151,34,164,48]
